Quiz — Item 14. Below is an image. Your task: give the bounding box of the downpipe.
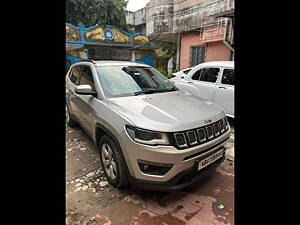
[223,0,234,53]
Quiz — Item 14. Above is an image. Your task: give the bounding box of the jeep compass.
[65,60,231,191]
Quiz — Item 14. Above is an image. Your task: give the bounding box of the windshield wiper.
[134,90,158,95]
[155,87,178,93]
[134,88,178,95]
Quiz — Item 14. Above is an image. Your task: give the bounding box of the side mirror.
[75,85,97,97]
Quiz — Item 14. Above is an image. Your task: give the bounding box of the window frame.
[220,67,234,86]
[78,65,97,91]
[198,67,221,84]
[68,65,81,86]
[191,68,202,81]
[190,45,205,67]
[183,68,192,74]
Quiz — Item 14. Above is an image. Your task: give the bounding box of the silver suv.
[66,60,231,191]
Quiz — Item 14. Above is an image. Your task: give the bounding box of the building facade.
[146,0,234,70]
[65,23,157,71]
[126,8,147,33]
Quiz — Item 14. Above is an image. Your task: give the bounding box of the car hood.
[106,91,225,132]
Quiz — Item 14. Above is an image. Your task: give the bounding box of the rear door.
[192,67,220,101]
[213,68,234,117]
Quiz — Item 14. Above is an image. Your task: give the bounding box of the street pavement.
[66,122,234,225]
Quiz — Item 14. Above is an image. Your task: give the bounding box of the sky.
[126,0,150,12]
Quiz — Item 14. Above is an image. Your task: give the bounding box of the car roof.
[76,60,151,67]
[196,61,234,67]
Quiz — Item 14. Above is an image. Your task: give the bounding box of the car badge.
[204,119,212,124]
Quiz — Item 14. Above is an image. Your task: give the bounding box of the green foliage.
[66,0,128,31]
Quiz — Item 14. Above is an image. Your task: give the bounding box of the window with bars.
[190,46,205,67]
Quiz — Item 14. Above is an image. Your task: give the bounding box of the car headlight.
[125,125,169,145]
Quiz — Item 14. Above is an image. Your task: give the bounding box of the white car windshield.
[96,66,178,97]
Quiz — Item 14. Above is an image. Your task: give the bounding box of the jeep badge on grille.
[204,119,212,124]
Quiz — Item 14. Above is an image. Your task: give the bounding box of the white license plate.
[198,149,224,170]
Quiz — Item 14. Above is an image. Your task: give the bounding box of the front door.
[191,67,220,101]
[76,65,98,136]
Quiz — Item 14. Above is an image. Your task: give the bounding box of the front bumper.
[119,128,231,185]
[128,146,226,191]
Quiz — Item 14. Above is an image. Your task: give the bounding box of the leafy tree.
[66,0,128,30]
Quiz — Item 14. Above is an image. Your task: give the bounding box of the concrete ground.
[66,122,234,225]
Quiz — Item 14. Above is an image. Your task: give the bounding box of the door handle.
[219,86,227,89]
[188,81,193,84]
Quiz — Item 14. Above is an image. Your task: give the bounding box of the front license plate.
[198,150,224,171]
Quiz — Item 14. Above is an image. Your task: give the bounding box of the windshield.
[96,66,179,97]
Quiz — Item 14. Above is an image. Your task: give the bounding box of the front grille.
[213,123,220,136]
[171,117,229,150]
[206,126,214,140]
[197,128,207,143]
[187,131,197,146]
[174,133,187,148]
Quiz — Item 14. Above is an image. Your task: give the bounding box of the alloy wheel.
[101,143,117,180]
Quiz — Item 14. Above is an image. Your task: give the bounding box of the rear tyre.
[66,105,77,127]
[98,135,128,187]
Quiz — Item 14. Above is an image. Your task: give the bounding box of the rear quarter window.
[69,66,81,85]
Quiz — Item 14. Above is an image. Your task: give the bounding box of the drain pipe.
[223,0,234,53]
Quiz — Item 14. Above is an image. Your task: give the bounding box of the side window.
[183,69,192,74]
[191,69,202,80]
[222,69,234,85]
[69,66,81,85]
[79,66,96,91]
[199,67,220,83]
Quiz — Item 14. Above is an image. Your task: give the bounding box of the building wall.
[206,41,231,62]
[126,11,135,25]
[180,31,231,70]
[181,32,202,69]
[146,0,230,36]
[126,8,147,33]
[134,8,146,25]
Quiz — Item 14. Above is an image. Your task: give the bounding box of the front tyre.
[66,105,77,127]
[98,135,128,187]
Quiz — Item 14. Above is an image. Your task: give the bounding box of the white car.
[171,67,193,79]
[171,61,234,118]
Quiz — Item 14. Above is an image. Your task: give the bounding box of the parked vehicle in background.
[66,60,231,191]
[171,61,234,118]
[171,67,193,79]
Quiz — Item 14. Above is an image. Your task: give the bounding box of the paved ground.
[66,122,234,225]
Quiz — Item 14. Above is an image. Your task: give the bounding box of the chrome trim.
[174,133,187,148]
[219,120,225,133]
[197,128,207,143]
[224,117,229,130]
[206,126,214,140]
[213,123,220,136]
[187,131,198,146]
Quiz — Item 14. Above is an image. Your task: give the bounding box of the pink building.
[180,23,233,70]
[146,0,234,70]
